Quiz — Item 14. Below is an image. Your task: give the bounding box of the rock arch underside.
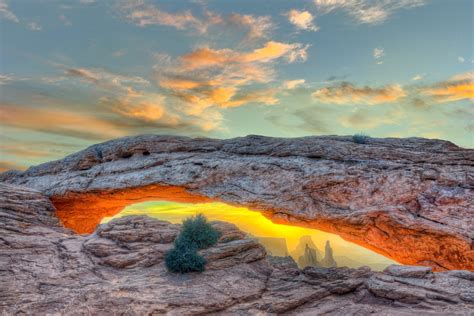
[1,135,473,314]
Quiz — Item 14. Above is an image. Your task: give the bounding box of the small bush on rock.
[178,214,221,249]
[165,243,206,273]
[352,133,370,144]
[165,214,221,273]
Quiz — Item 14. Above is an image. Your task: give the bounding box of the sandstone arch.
[1,135,473,271]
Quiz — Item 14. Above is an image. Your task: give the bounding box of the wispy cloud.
[64,67,150,91]
[313,0,425,25]
[286,10,319,31]
[0,0,19,23]
[312,82,406,105]
[339,107,404,129]
[0,103,126,141]
[27,22,42,31]
[228,13,274,40]
[0,74,15,85]
[412,74,425,81]
[282,79,306,90]
[118,0,207,31]
[422,72,473,103]
[118,1,274,41]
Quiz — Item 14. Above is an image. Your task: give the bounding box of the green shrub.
[165,214,221,273]
[178,214,221,250]
[165,243,206,273]
[352,133,370,144]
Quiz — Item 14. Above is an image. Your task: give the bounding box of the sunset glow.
[1,0,472,172]
[103,201,397,270]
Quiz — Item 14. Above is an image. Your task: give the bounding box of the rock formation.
[320,240,337,268]
[1,183,473,315]
[1,134,473,271]
[298,243,319,268]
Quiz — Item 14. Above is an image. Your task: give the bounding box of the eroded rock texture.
[0,183,473,315]
[1,135,473,271]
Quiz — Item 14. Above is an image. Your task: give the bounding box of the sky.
[0,0,473,171]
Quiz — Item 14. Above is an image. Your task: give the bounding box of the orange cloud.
[312,82,406,105]
[154,41,309,118]
[0,161,26,172]
[0,103,125,140]
[180,41,308,71]
[241,41,308,63]
[423,72,474,103]
[286,10,319,31]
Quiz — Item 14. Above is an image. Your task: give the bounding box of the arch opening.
[102,200,398,271]
[50,184,473,272]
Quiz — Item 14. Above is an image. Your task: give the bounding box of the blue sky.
[0,0,473,171]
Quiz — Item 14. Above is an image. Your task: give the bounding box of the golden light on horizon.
[103,201,397,270]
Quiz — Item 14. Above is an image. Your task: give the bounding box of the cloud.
[339,107,404,129]
[154,41,309,117]
[0,74,15,85]
[373,47,384,64]
[458,56,465,63]
[118,1,274,41]
[118,0,208,32]
[286,10,319,31]
[313,0,425,24]
[228,13,274,40]
[412,74,424,81]
[64,67,150,91]
[179,41,308,71]
[0,103,126,141]
[312,82,406,105]
[28,22,42,31]
[422,72,473,103]
[0,0,19,23]
[282,79,305,90]
[100,94,178,125]
[373,47,384,59]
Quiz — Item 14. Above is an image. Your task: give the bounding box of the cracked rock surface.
[1,135,472,270]
[1,183,473,315]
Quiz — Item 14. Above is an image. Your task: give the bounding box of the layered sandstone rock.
[1,134,472,271]
[0,183,473,315]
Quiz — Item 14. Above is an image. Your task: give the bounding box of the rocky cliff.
[1,134,472,271]
[1,183,473,315]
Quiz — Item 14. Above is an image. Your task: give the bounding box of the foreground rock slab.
[1,183,473,315]
[1,134,473,271]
